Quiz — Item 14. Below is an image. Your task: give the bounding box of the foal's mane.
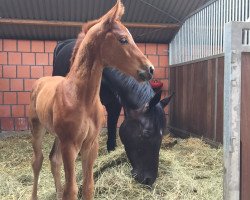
[70,29,85,67]
[103,68,155,109]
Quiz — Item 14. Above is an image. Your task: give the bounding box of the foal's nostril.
[149,66,154,75]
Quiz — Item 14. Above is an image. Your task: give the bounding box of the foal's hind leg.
[30,118,46,200]
[49,137,63,200]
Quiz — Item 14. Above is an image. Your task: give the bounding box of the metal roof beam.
[0,18,180,30]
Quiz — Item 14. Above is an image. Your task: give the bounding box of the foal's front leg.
[80,136,99,200]
[60,141,80,200]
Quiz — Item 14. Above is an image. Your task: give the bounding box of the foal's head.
[82,0,154,81]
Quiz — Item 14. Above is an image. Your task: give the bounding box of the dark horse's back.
[52,39,75,76]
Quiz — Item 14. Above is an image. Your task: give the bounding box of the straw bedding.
[0,130,222,200]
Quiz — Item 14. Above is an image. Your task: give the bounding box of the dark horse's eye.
[119,38,128,45]
[143,130,151,138]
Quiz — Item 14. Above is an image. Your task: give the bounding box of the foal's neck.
[66,39,103,106]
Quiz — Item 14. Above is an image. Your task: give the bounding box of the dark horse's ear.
[136,91,162,114]
[149,90,162,109]
[160,92,175,108]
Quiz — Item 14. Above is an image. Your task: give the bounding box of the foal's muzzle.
[138,65,154,81]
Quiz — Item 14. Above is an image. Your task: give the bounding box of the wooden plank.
[240,52,250,200]
[206,58,215,140]
[0,18,180,29]
[216,56,224,143]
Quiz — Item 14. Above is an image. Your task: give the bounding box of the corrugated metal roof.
[0,0,210,43]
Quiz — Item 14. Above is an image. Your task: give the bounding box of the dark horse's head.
[120,92,172,185]
[103,68,174,185]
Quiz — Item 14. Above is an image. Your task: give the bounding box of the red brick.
[44,65,52,76]
[24,79,36,91]
[45,41,57,52]
[18,40,31,52]
[22,53,35,65]
[157,44,168,55]
[136,43,146,54]
[0,39,2,51]
[31,66,44,78]
[18,92,30,104]
[3,65,16,78]
[146,43,157,55]
[32,40,44,52]
[49,53,54,65]
[25,105,30,117]
[3,39,17,51]
[159,56,168,67]
[154,67,166,79]
[12,105,25,117]
[165,67,169,78]
[17,65,30,78]
[161,79,169,91]
[11,79,24,91]
[0,65,2,77]
[8,52,21,64]
[148,55,159,67]
[4,92,17,104]
[1,118,14,130]
[15,117,29,131]
[0,79,10,91]
[0,92,2,104]
[0,105,11,117]
[36,53,48,65]
[0,52,8,64]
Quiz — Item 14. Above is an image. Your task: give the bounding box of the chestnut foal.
[29,1,154,200]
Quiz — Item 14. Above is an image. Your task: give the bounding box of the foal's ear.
[102,0,125,28]
[160,92,175,108]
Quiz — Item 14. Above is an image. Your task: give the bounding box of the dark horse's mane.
[102,67,155,109]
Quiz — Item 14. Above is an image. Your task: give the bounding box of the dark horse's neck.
[102,68,154,109]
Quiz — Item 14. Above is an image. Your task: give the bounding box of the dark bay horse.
[53,39,173,186]
[29,1,155,200]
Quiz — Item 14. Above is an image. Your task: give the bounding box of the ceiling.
[0,0,211,43]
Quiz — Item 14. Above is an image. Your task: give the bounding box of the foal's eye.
[119,38,128,45]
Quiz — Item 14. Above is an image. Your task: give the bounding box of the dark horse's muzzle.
[131,168,156,186]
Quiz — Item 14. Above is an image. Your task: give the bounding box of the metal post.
[223,21,241,200]
[223,21,250,200]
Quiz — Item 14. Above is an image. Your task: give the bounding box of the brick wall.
[0,39,169,131]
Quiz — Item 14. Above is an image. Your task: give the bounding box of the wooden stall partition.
[240,52,250,200]
[169,55,224,145]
